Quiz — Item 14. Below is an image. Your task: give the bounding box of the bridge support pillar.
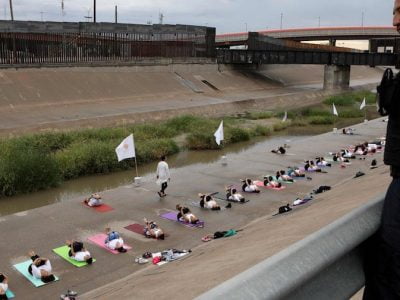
[323,65,350,90]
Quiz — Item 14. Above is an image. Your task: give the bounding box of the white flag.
[332,103,338,116]
[282,111,288,122]
[360,98,366,110]
[115,134,136,162]
[214,121,224,146]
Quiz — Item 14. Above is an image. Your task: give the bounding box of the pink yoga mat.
[254,181,286,191]
[82,202,114,213]
[87,233,131,254]
[124,223,144,235]
[160,212,204,228]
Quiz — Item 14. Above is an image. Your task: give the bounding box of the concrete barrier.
[196,195,385,300]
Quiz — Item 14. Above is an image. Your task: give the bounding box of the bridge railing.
[196,195,384,300]
[217,49,399,67]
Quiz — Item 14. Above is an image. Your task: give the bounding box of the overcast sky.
[2,0,395,33]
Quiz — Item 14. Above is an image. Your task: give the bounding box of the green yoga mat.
[269,176,294,184]
[14,260,59,287]
[53,245,96,267]
[6,289,15,298]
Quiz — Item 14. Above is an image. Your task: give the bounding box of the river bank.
[0,117,388,300]
[0,89,378,198]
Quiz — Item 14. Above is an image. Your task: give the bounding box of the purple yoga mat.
[160,212,204,228]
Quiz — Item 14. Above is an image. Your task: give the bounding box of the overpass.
[216,26,398,46]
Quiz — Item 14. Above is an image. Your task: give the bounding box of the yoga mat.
[14,260,59,287]
[87,233,131,254]
[6,290,15,298]
[53,246,96,267]
[254,181,286,191]
[124,223,145,235]
[83,202,114,213]
[213,192,249,203]
[160,212,204,228]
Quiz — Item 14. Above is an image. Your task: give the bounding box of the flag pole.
[134,157,139,178]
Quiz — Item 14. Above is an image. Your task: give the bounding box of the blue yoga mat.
[5,290,15,298]
[14,260,59,287]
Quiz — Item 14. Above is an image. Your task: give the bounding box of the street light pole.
[245,22,247,32]
[280,13,283,30]
[318,16,320,28]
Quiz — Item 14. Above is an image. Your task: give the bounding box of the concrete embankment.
[0,117,388,299]
[0,64,382,135]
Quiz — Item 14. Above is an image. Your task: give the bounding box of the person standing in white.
[156,156,170,197]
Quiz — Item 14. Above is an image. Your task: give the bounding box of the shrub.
[338,109,364,118]
[252,125,272,136]
[300,107,331,117]
[227,127,250,143]
[290,119,308,127]
[308,116,335,125]
[186,130,220,150]
[323,94,356,106]
[136,139,180,163]
[0,141,61,196]
[273,122,290,132]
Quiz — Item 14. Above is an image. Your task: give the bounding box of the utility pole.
[318,16,320,28]
[245,22,247,32]
[40,11,46,22]
[159,12,164,24]
[361,11,364,27]
[9,0,14,21]
[115,5,117,23]
[280,13,283,30]
[93,0,96,23]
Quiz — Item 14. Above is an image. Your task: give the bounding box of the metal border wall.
[196,195,384,300]
[0,21,216,66]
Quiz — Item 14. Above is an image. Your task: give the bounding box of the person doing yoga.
[176,204,200,224]
[0,273,8,300]
[264,176,282,188]
[143,218,165,240]
[27,251,56,283]
[104,228,127,253]
[226,187,246,203]
[287,166,305,177]
[271,146,286,154]
[199,193,221,210]
[241,178,260,193]
[316,157,332,167]
[66,240,93,264]
[84,193,102,207]
[276,170,294,182]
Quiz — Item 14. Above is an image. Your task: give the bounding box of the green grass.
[323,91,375,106]
[0,90,378,197]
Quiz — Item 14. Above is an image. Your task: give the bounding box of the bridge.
[216,26,398,46]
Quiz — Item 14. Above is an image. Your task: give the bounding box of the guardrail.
[196,195,384,300]
[217,49,399,67]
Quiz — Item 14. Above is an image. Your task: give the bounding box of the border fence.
[0,21,216,66]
